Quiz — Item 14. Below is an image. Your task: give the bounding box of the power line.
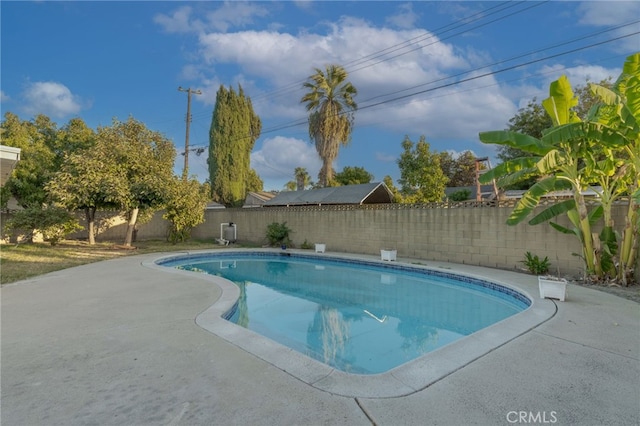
[358,19,640,105]
[180,10,637,155]
[247,1,542,105]
[229,28,638,140]
[347,1,548,75]
[357,30,639,113]
[184,2,552,133]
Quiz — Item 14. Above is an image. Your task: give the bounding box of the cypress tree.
[208,85,262,206]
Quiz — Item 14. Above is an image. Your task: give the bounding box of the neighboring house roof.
[1,145,21,187]
[264,182,394,207]
[243,191,277,208]
[503,186,603,199]
[205,201,226,209]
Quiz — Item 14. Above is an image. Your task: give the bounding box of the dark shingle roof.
[264,182,393,206]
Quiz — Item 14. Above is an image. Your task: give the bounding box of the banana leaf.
[494,168,540,189]
[550,221,578,236]
[588,204,604,225]
[622,53,640,123]
[542,122,628,148]
[529,199,575,225]
[478,157,539,184]
[506,176,560,225]
[478,130,553,156]
[536,149,569,174]
[542,75,580,126]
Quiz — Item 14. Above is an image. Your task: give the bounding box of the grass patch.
[0,239,248,285]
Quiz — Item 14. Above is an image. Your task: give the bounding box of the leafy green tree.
[1,113,57,208]
[246,168,264,194]
[333,166,374,186]
[301,64,358,187]
[208,85,262,206]
[163,178,210,243]
[479,54,638,283]
[1,113,96,210]
[98,117,176,247]
[383,175,403,203]
[53,117,96,161]
[439,151,477,187]
[397,135,448,203]
[46,138,127,244]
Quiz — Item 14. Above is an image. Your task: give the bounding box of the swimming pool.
[156,251,532,376]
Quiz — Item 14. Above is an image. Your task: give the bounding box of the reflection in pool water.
[172,254,528,374]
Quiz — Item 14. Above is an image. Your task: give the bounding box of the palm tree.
[284,167,313,191]
[301,65,357,187]
[294,167,311,190]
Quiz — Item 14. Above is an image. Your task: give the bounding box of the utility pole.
[178,86,202,179]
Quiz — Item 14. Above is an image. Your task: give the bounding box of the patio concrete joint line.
[355,397,378,426]
[531,330,640,361]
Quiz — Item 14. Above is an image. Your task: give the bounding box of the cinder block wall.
[190,204,631,278]
[5,202,631,279]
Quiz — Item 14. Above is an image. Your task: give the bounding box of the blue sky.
[2,1,638,191]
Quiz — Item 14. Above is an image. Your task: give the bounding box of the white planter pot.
[538,276,568,301]
[380,249,397,261]
[315,243,326,253]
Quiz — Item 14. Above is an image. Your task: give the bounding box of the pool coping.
[143,248,556,398]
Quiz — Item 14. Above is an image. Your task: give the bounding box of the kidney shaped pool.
[156,251,531,376]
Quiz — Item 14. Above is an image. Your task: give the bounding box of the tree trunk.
[575,192,599,276]
[85,206,96,245]
[124,208,139,247]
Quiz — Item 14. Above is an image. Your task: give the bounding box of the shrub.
[266,222,292,247]
[4,206,81,245]
[448,189,471,201]
[163,179,210,244]
[521,251,550,275]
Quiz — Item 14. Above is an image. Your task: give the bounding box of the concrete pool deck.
[2,249,638,425]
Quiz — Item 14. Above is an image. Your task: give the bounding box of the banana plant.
[585,53,640,284]
[479,53,639,282]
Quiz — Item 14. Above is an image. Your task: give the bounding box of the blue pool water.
[159,252,529,375]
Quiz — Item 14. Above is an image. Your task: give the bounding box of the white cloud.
[154,6,198,34]
[534,63,620,95]
[194,16,469,126]
[166,4,633,159]
[386,3,420,29]
[355,71,516,140]
[22,81,83,118]
[251,136,321,187]
[293,1,313,11]
[0,90,10,102]
[204,1,269,32]
[578,2,640,27]
[154,2,270,34]
[577,2,640,52]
